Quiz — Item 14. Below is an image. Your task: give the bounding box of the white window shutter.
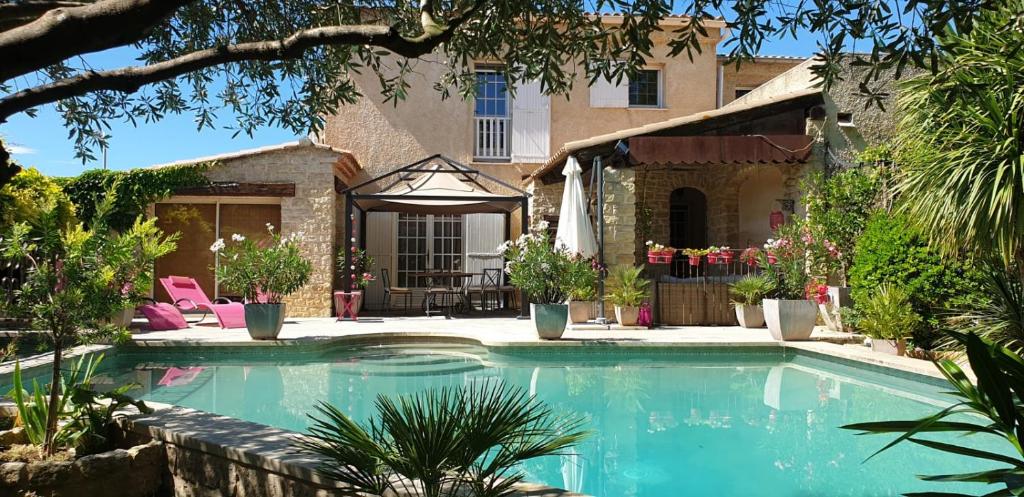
[589,76,628,108]
[511,80,551,163]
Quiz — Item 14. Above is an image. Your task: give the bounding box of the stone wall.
[201,145,343,317]
[0,440,165,497]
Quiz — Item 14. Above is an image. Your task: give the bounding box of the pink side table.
[334,291,362,321]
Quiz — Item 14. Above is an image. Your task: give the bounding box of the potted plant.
[606,265,651,326]
[565,255,600,324]
[337,248,375,312]
[760,224,820,340]
[729,275,774,328]
[682,248,707,266]
[854,283,920,355]
[719,246,734,265]
[214,225,312,339]
[706,246,720,264]
[740,247,761,267]
[644,241,673,264]
[499,228,576,339]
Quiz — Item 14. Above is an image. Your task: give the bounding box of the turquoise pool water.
[99,344,1001,496]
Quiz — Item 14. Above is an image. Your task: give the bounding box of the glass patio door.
[396,214,464,287]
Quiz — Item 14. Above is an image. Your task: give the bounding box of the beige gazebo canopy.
[348,155,527,215]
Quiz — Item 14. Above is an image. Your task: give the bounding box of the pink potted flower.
[706,246,720,264]
[719,246,734,264]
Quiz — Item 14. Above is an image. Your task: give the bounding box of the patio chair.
[470,269,501,311]
[381,268,412,313]
[159,276,246,329]
[136,298,189,331]
[499,272,519,310]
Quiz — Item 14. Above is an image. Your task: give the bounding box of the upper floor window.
[629,69,662,107]
[474,68,508,117]
[474,67,511,161]
[735,87,754,100]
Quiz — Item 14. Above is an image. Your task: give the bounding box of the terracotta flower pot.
[734,304,765,328]
[871,338,907,356]
[763,299,816,341]
[532,303,568,339]
[615,305,640,326]
[568,300,593,324]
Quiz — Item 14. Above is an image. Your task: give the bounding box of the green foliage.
[498,230,589,304]
[299,380,589,497]
[1,198,176,454]
[842,332,1024,495]
[855,144,894,165]
[893,1,1024,267]
[849,212,981,347]
[338,248,375,290]
[606,265,650,307]
[58,165,209,231]
[853,284,921,340]
[213,225,312,303]
[7,354,151,456]
[0,167,76,229]
[761,221,815,300]
[802,168,881,283]
[0,140,20,189]
[729,275,775,306]
[564,256,599,301]
[945,262,1024,356]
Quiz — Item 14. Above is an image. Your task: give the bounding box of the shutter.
[589,75,628,108]
[511,80,550,163]
[464,214,505,287]
[364,212,396,310]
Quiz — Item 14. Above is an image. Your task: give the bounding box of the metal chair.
[381,268,412,313]
[472,268,502,311]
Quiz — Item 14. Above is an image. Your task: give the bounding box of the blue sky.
[1,34,820,177]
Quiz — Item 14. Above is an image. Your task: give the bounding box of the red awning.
[629,135,813,165]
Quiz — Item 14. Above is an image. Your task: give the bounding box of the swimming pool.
[98,343,999,496]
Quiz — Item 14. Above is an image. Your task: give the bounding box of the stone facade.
[186,144,347,317]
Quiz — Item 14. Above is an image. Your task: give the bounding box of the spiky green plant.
[944,262,1024,355]
[854,283,922,341]
[298,380,589,497]
[729,275,775,306]
[606,265,650,308]
[843,332,1024,495]
[893,1,1024,267]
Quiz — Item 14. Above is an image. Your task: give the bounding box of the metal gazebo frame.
[339,154,532,318]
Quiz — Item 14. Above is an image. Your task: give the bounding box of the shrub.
[729,275,775,306]
[498,228,589,305]
[212,224,312,303]
[943,261,1024,354]
[0,168,76,229]
[760,221,816,300]
[802,168,881,284]
[853,284,921,340]
[849,211,980,347]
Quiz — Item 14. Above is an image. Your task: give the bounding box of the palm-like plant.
[729,275,775,306]
[606,265,650,307]
[842,332,1024,495]
[944,262,1024,355]
[893,1,1024,267]
[298,381,589,497]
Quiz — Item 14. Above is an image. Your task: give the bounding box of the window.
[629,69,661,107]
[396,214,464,287]
[474,69,508,117]
[474,67,511,160]
[735,88,754,100]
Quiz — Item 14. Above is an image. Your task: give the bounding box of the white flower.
[646,240,653,246]
[266,223,275,232]
[231,233,246,242]
[209,239,225,252]
[536,219,550,231]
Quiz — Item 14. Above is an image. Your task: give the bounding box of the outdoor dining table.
[412,271,479,318]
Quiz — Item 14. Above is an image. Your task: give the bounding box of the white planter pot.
[734,304,765,328]
[871,338,907,356]
[763,299,817,341]
[568,300,594,324]
[614,305,640,326]
[531,303,568,339]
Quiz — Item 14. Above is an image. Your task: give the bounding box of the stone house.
[148,140,361,317]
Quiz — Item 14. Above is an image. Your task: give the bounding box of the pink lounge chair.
[159,276,246,329]
[137,299,189,331]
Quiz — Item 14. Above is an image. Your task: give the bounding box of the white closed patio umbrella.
[554,156,598,257]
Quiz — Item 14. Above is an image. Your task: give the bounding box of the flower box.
[647,250,674,264]
[707,253,719,264]
[720,251,735,264]
[688,255,701,266]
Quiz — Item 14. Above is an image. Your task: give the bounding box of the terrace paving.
[126,315,951,380]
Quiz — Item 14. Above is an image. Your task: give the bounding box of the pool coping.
[122,402,590,497]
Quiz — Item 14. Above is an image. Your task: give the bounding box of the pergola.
[339,155,531,316]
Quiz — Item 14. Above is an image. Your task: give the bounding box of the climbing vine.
[58,164,211,231]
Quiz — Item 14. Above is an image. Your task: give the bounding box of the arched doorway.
[669,187,707,249]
